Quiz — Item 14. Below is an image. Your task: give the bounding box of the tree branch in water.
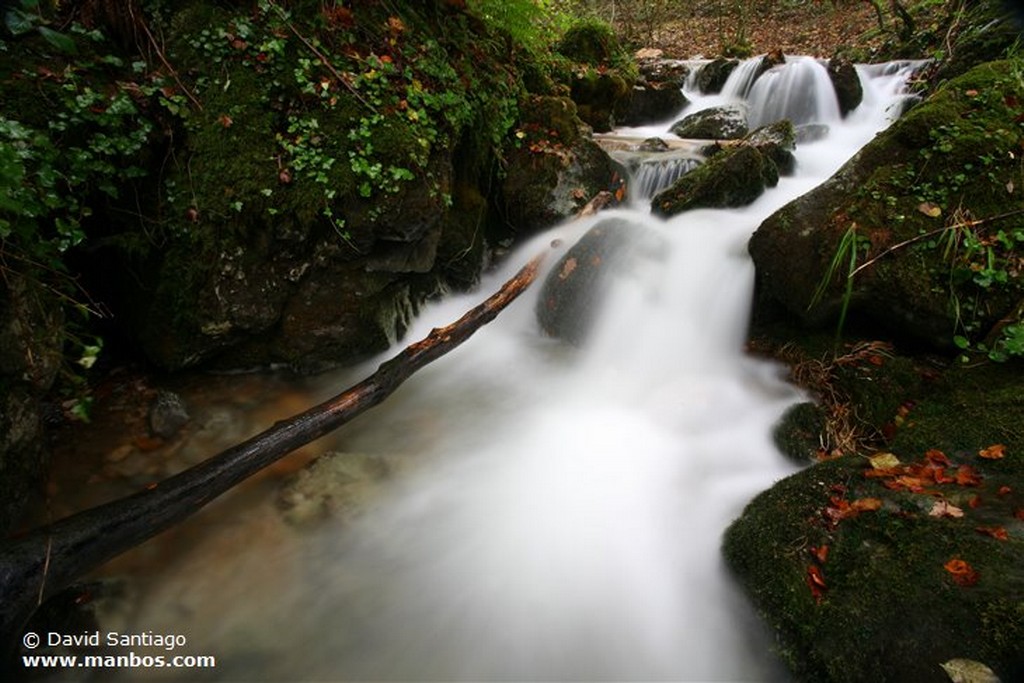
[0,249,547,661]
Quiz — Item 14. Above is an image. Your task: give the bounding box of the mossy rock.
[749,59,1024,351]
[555,19,624,67]
[735,324,1024,680]
[651,144,777,217]
[570,70,633,132]
[773,401,827,463]
[725,444,1024,681]
[670,104,749,140]
[502,96,627,235]
[0,275,64,533]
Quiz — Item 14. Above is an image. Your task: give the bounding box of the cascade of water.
[747,56,842,128]
[627,154,705,199]
[719,56,767,100]
[104,60,924,683]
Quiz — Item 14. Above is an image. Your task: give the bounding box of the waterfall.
[99,60,924,682]
[720,56,766,100]
[747,56,842,128]
[622,152,705,199]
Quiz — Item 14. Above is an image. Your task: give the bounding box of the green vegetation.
[810,54,1024,362]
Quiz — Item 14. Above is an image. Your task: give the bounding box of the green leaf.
[953,335,970,350]
[4,8,36,36]
[37,26,77,54]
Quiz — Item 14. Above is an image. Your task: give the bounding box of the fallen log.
[0,251,546,663]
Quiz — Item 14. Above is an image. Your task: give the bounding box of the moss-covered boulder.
[670,103,749,140]
[651,143,778,217]
[555,18,637,132]
[619,82,689,127]
[749,60,1024,351]
[0,0,550,373]
[502,96,628,236]
[695,58,739,94]
[741,119,797,176]
[725,359,1024,682]
[569,69,633,132]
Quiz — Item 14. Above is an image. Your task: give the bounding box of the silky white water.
[105,57,923,682]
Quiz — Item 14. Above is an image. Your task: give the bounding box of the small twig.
[268,1,377,113]
[137,9,203,111]
[36,536,52,608]
[849,208,1024,278]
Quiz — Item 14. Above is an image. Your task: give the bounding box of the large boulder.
[651,126,786,218]
[670,103,749,140]
[535,218,666,345]
[695,58,739,94]
[725,359,1024,683]
[749,60,1024,351]
[569,70,633,132]
[619,82,689,127]
[502,96,627,236]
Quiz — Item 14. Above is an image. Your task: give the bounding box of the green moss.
[726,451,1024,681]
[891,360,1024,457]
[555,19,623,67]
[773,402,826,463]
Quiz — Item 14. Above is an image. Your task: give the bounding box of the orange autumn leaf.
[979,443,1007,460]
[976,526,1009,541]
[955,465,983,486]
[944,558,980,587]
[998,486,1012,496]
[850,497,882,513]
[806,565,827,602]
[925,449,951,466]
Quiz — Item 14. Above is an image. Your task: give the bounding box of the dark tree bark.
[0,251,546,665]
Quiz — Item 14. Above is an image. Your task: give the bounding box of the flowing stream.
[77,56,922,682]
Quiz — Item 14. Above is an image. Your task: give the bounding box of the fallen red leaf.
[850,497,882,513]
[979,444,1007,460]
[806,565,827,602]
[925,449,951,466]
[976,526,1009,541]
[998,486,1012,496]
[944,558,980,587]
[956,465,983,486]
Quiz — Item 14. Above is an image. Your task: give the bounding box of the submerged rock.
[148,390,190,440]
[277,451,394,527]
[536,218,667,345]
